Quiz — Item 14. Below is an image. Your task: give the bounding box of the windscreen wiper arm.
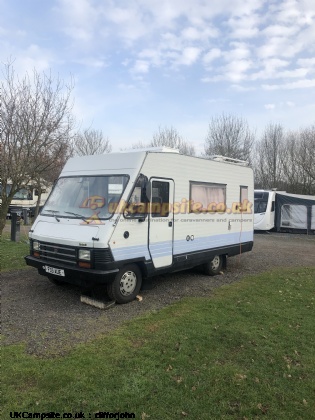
[64,211,90,224]
[44,209,60,222]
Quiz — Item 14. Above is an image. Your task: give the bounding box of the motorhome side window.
[151,181,170,218]
[190,182,226,213]
[240,186,248,211]
[125,174,148,218]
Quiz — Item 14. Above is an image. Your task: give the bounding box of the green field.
[0,229,30,271]
[2,266,315,419]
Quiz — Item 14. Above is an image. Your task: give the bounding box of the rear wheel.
[203,255,223,276]
[107,264,142,304]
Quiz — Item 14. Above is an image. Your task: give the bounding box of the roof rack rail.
[210,155,249,166]
[120,147,179,154]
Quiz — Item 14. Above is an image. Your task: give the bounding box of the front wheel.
[107,264,142,304]
[203,255,223,276]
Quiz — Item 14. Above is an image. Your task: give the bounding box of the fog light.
[79,249,91,261]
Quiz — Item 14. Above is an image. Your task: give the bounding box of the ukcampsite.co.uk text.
[106,199,253,216]
[9,410,135,419]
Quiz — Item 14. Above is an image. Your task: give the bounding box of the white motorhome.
[25,149,254,303]
[1,181,51,218]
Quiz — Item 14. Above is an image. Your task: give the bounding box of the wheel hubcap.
[120,270,137,296]
[211,256,220,270]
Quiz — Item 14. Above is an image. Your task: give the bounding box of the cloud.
[262,24,300,37]
[56,0,98,41]
[177,47,201,66]
[5,0,313,96]
[16,44,53,73]
[73,57,108,68]
[284,101,295,107]
[224,42,251,61]
[230,84,255,92]
[181,26,218,41]
[264,101,295,110]
[297,57,315,67]
[262,79,315,90]
[203,48,222,64]
[226,13,260,39]
[131,60,150,74]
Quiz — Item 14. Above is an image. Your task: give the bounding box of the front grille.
[38,242,77,266]
[94,249,114,268]
[33,241,114,268]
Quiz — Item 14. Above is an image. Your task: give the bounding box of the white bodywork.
[254,190,315,232]
[29,149,254,273]
[254,190,277,231]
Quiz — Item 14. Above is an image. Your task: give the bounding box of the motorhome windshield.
[42,175,129,220]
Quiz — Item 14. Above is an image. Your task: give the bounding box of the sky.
[1,0,315,153]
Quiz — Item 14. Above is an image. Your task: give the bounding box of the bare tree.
[254,123,285,189]
[298,125,315,193]
[73,128,112,156]
[129,140,150,149]
[151,126,196,155]
[280,131,301,193]
[129,126,195,155]
[204,113,254,162]
[0,61,74,234]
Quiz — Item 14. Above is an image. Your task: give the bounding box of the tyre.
[107,264,142,304]
[203,255,223,276]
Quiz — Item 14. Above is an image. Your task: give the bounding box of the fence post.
[22,208,30,226]
[11,211,21,242]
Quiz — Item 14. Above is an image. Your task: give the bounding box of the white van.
[25,148,254,303]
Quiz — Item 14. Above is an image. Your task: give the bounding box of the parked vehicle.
[0,181,51,218]
[254,189,315,233]
[254,190,278,231]
[25,148,254,303]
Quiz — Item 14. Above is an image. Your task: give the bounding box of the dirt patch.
[2,232,315,356]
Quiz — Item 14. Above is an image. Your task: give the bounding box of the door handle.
[168,221,173,227]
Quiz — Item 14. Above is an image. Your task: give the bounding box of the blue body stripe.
[111,231,253,261]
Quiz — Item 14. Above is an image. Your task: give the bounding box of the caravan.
[254,189,315,233]
[1,181,51,218]
[25,149,254,303]
[254,190,278,231]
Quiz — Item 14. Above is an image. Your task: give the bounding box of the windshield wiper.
[65,211,90,224]
[44,209,60,222]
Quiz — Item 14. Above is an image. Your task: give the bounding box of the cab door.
[148,178,174,268]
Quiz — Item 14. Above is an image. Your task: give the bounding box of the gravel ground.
[2,232,315,356]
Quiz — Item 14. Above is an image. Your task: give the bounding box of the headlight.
[33,241,40,251]
[79,249,91,261]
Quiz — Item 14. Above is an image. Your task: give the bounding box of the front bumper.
[25,255,119,287]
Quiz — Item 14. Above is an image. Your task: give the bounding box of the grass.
[2,267,315,419]
[0,228,30,271]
